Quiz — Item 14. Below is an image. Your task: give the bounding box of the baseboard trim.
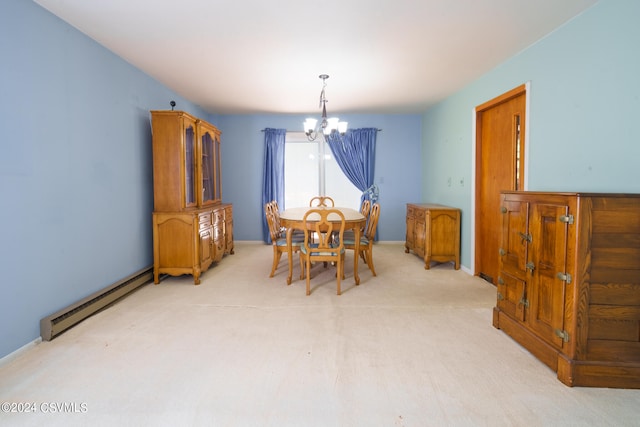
[0,338,42,367]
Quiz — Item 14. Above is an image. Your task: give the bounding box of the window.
[284,132,361,209]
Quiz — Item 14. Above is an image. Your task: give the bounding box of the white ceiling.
[34,0,598,115]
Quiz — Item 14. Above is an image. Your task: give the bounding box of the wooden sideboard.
[405,203,460,269]
[150,110,233,285]
[494,191,640,388]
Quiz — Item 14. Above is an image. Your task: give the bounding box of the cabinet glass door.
[184,125,196,207]
[201,131,215,205]
[213,135,221,202]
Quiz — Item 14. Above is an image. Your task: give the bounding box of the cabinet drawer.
[212,209,225,224]
[199,213,212,229]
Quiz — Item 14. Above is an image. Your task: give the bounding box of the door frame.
[470,81,531,274]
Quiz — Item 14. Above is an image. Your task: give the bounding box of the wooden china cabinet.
[494,191,640,388]
[150,110,233,285]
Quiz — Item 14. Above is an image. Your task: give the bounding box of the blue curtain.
[326,128,378,206]
[261,128,286,243]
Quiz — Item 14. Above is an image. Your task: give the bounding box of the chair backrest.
[302,208,345,254]
[360,199,371,218]
[269,200,282,229]
[309,196,335,207]
[264,202,281,241]
[365,203,381,240]
[359,199,371,230]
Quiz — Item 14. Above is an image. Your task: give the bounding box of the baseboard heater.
[40,266,153,341]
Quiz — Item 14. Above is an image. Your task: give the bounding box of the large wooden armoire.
[150,110,234,285]
[493,191,640,388]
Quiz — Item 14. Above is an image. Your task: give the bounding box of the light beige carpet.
[1,242,638,426]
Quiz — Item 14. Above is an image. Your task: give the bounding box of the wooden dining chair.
[343,202,380,276]
[269,199,304,240]
[309,196,335,207]
[265,202,303,278]
[341,199,371,242]
[299,208,346,295]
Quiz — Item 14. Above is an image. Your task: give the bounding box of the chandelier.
[303,74,348,141]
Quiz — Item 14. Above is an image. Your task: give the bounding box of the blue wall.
[421,0,640,269]
[216,114,423,242]
[0,0,208,359]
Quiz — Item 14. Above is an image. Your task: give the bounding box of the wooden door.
[475,85,527,284]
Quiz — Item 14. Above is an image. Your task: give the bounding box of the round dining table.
[279,206,366,286]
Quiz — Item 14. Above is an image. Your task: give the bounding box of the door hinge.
[559,214,574,224]
[518,298,529,308]
[556,272,572,284]
[525,261,535,274]
[518,232,532,243]
[555,329,570,342]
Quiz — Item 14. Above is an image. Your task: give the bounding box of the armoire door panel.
[498,272,527,322]
[528,203,569,348]
[500,199,529,274]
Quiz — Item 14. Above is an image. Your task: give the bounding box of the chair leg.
[336,256,342,295]
[270,248,281,277]
[365,249,377,276]
[306,258,312,295]
[299,253,304,281]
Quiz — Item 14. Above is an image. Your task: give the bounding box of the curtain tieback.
[363,184,379,203]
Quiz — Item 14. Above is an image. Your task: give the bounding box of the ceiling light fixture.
[303,74,348,141]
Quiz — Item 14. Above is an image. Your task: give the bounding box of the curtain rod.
[260,128,382,132]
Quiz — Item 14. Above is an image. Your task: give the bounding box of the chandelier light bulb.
[327,117,339,132]
[304,118,317,135]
